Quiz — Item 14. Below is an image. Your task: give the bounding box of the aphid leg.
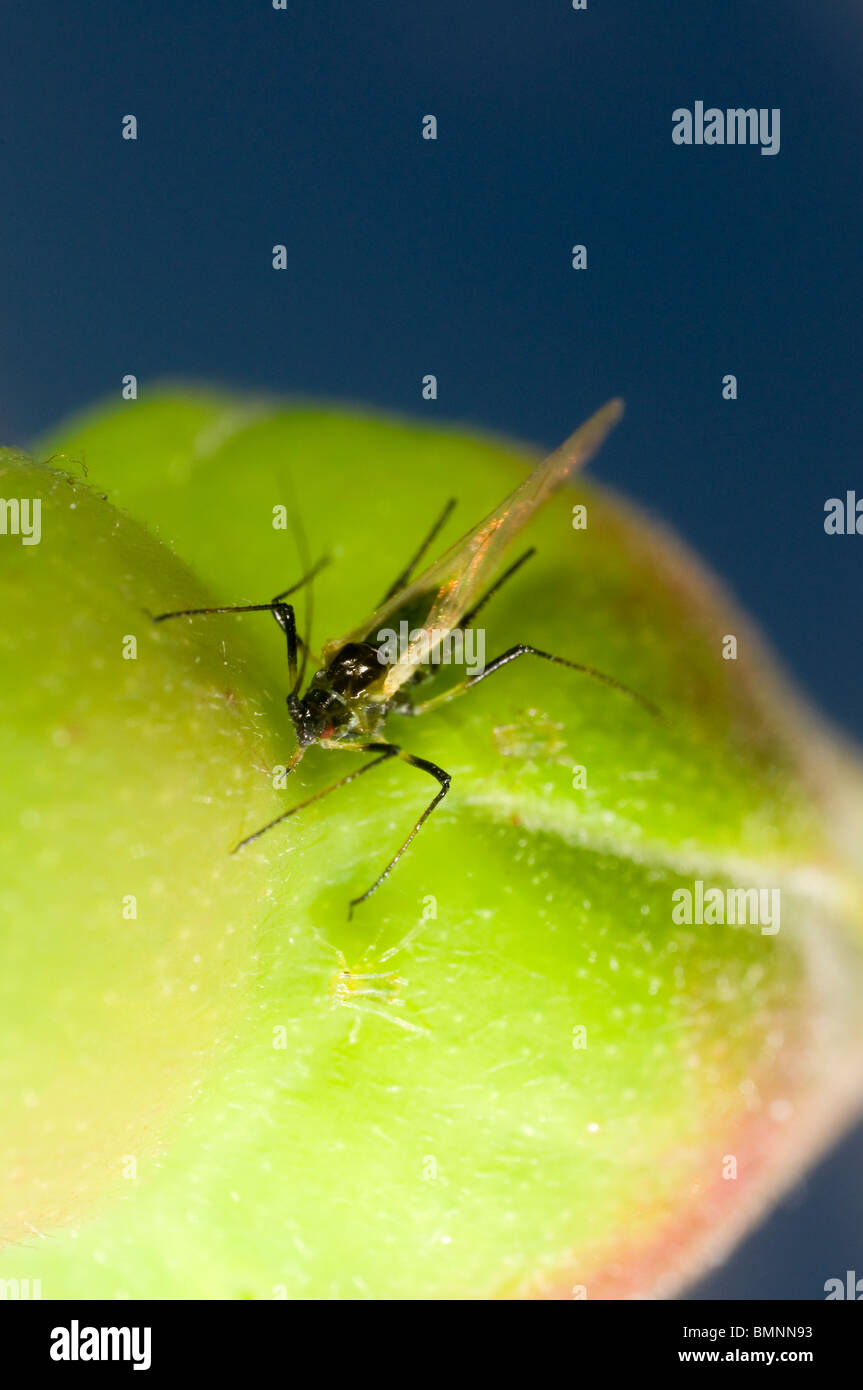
[378,497,457,604]
[231,746,396,853]
[455,547,536,629]
[151,560,324,626]
[273,557,329,693]
[409,645,661,721]
[337,1000,430,1038]
[152,599,289,623]
[150,561,325,675]
[268,600,300,691]
[151,560,326,692]
[345,744,451,919]
[377,917,431,964]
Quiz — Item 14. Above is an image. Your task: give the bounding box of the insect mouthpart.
[293,686,350,745]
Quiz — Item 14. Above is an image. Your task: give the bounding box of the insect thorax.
[295,642,391,744]
[323,642,385,698]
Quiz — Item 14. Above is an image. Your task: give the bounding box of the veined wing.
[327,399,624,698]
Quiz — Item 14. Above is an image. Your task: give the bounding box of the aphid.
[329,957,404,1009]
[286,926,431,1036]
[153,400,658,914]
[327,952,427,1038]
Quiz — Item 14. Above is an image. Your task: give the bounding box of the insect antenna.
[279,469,317,695]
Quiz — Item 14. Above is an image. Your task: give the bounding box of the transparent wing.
[327,399,624,698]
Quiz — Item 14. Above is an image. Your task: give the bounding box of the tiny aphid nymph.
[154,400,659,914]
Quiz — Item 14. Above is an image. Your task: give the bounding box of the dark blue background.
[3,0,861,1299]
